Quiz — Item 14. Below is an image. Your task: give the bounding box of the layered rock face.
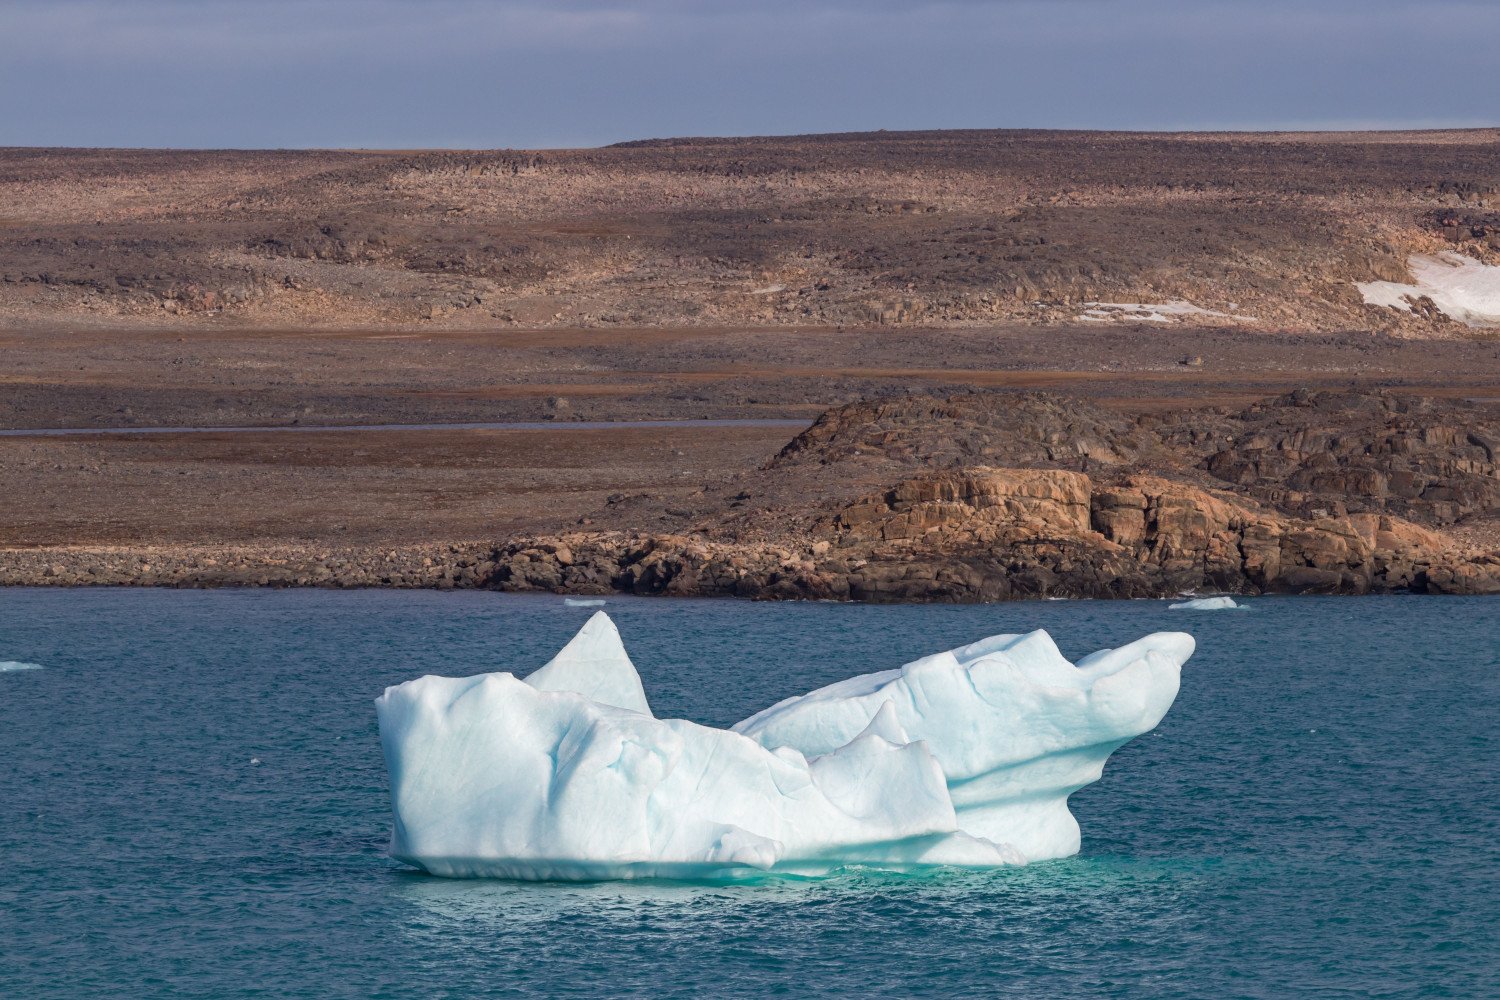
[823,468,1490,597]
[487,468,1497,601]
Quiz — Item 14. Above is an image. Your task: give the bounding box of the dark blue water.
[2,590,1497,998]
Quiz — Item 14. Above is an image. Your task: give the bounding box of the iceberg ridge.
[376,612,1191,881]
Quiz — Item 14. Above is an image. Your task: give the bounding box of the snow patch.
[1078,300,1257,324]
[376,614,1191,881]
[1357,252,1500,327]
[1169,596,1243,610]
[0,661,43,672]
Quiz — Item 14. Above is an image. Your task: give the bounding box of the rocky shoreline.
[5,388,1498,600]
[5,502,1497,600]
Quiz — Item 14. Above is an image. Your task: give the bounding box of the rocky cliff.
[487,467,1498,601]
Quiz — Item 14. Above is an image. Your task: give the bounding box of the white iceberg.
[1168,596,1242,610]
[376,612,1190,881]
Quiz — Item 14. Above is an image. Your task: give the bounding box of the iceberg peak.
[522,611,653,717]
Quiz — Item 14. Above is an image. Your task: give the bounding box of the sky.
[2,0,1497,149]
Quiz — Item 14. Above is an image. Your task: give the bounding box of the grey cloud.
[0,0,1495,147]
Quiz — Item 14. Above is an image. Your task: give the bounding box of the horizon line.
[5,123,1499,155]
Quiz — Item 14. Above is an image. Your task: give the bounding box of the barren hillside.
[3,129,1498,334]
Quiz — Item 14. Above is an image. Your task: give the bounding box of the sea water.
[1,589,1496,998]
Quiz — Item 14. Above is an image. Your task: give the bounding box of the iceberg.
[1169,596,1242,610]
[376,612,1190,881]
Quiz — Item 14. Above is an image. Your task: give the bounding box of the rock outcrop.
[1155,389,1500,525]
[481,465,1499,601]
[770,393,1160,472]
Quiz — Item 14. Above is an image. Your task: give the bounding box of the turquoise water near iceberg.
[1,589,1497,998]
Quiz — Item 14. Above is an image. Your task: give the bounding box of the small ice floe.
[1078,300,1257,324]
[564,597,607,608]
[1168,596,1243,611]
[1357,252,1500,327]
[0,661,44,672]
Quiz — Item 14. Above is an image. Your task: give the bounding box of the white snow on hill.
[1358,252,1500,327]
[1078,300,1257,324]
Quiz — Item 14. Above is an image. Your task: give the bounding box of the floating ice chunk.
[522,611,651,716]
[0,661,43,672]
[376,615,1190,881]
[1169,596,1242,610]
[564,598,606,607]
[1357,252,1500,327]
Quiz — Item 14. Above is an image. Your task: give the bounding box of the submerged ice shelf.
[376,613,1191,881]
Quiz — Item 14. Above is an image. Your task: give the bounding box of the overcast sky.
[2,0,1497,148]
